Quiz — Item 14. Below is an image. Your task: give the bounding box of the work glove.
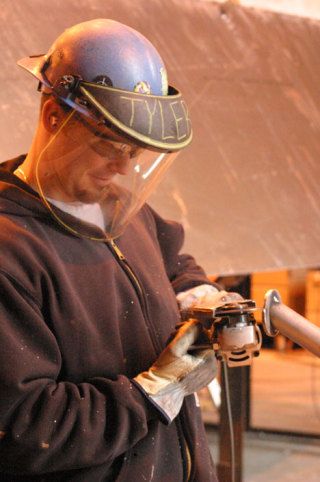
[177,284,243,311]
[133,319,217,423]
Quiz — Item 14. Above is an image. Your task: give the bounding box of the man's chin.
[75,188,106,204]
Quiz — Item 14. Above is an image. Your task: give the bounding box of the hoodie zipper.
[108,239,142,295]
[108,239,162,353]
[108,238,192,481]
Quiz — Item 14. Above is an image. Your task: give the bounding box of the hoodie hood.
[0,156,48,218]
[0,156,108,240]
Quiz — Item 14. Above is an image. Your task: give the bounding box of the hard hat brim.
[18,55,51,88]
[17,56,193,151]
[79,82,192,151]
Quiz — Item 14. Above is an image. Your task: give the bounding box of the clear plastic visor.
[34,111,178,240]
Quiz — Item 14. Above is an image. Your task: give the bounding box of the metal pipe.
[263,289,320,357]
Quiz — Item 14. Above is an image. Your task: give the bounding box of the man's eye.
[130,148,142,159]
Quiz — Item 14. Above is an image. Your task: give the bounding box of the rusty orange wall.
[1,1,320,275]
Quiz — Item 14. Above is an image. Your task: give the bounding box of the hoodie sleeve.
[0,270,157,475]
[148,206,219,294]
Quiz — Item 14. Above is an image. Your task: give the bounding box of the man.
[0,19,239,481]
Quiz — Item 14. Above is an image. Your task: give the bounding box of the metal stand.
[216,286,320,482]
[217,365,250,482]
[217,275,251,482]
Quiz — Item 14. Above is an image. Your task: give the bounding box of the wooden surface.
[200,348,320,436]
[306,270,320,327]
[251,348,320,435]
[1,1,320,274]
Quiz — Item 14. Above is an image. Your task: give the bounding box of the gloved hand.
[133,319,217,423]
[177,284,243,312]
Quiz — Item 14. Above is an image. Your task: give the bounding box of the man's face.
[41,112,143,204]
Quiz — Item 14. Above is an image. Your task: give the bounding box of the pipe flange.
[262,289,281,337]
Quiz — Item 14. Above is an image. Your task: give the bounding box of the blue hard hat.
[18,19,192,151]
[18,19,168,96]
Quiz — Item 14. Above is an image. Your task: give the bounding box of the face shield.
[34,109,179,240]
[19,58,192,240]
[17,20,193,240]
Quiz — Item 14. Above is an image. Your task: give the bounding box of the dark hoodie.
[0,157,218,481]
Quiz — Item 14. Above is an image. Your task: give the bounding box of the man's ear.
[41,98,67,133]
